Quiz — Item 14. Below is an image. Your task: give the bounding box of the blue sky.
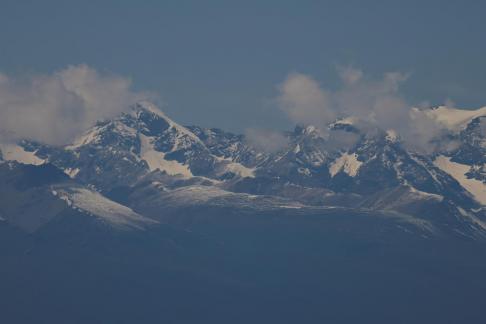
[1,0,485,132]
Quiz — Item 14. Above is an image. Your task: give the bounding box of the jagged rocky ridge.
[1,101,486,237]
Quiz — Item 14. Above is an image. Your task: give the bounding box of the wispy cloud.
[276,73,335,130]
[245,128,289,153]
[275,66,450,152]
[0,64,154,145]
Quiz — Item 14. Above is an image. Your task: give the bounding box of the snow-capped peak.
[421,105,486,131]
[131,101,204,146]
[294,125,326,138]
[131,100,171,120]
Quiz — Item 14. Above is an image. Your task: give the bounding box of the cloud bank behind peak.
[0,64,154,145]
[275,66,455,152]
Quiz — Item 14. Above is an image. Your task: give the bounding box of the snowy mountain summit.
[1,102,486,237]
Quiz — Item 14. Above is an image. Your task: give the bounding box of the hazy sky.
[1,0,486,132]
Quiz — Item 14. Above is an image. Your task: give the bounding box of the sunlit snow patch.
[329,152,362,177]
[64,168,80,178]
[139,134,193,177]
[53,187,157,230]
[214,156,255,178]
[421,106,486,132]
[0,143,45,165]
[434,155,486,205]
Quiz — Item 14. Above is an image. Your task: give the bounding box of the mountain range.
[1,101,486,323]
[1,101,485,237]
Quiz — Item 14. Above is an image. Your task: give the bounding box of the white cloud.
[277,68,411,131]
[336,65,363,85]
[245,128,288,153]
[276,67,449,153]
[0,64,154,145]
[277,73,336,129]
